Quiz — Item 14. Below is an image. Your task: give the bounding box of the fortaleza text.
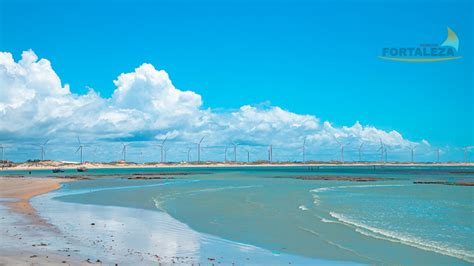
[382,47,455,57]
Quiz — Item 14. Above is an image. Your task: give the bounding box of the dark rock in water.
[272,175,382,182]
[131,172,210,176]
[32,243,48,247]
[448,171,474,175]
[127,176,175,180]
[51,175,91,180]
[90,223,95,225]
[414,181,474,186]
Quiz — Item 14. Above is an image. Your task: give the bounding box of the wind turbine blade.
[162,136,168,145]
[75,146,81,153]
[77,137,81,145]
[44,139,50,145]
[199,136,205,144]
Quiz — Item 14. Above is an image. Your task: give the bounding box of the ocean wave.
[298,205,309,211]
[310,184,407,194]
[152,185,261,212]
[186,185,261,194]
[152,197,166,211]
[53,179,198,198]
[320,218,338,223]
[330,212,474,263]
[299,226,379,263]
[310,184,407,207]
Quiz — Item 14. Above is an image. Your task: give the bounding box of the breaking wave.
[298,205,309,211]
[330,212,474,263]
[310,184,407,206]
[309,184,474,262]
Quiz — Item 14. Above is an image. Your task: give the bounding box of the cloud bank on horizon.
[1,50,430,162]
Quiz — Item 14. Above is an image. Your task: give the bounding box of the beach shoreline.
[2,161,473,171]
[0,177,72,218]
[0,177,84,265]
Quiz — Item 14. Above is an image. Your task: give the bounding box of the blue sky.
[0,0,473,162]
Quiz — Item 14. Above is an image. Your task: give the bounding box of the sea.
[5,166,474,265]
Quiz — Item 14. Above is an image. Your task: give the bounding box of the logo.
[379,27,462,62]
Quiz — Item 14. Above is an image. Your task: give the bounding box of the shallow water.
[22,166,474,264]
[28,190,338,265]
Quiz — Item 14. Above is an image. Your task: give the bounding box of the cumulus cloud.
[112,63,203,128]
[0,50,426,162]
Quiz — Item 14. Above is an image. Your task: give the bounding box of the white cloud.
[0,50,428,162]
[112,63,202,125]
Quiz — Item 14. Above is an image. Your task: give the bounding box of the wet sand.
[0,177,84,265]
[0,177,72,224]
[0,176,336,265]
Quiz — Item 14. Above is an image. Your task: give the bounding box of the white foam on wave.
[310,184,407,207]
[298,205,309,211]
[321,218,338,223]
[152,197,166,211]
[329,212,474,263]
[299,226,379,263]
[310,184,407,194]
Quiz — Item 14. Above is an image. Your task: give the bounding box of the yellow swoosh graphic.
[379,56,463,62]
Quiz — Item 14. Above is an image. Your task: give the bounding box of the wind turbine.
[164,146,170,162]
[0,144,4,162]
[409,145,416,163]
[187,147,192,163]
[76,137,84,164]
[37,139,49,161]
[197,136,205,163]
[122,143,128,162]
[92,146,98,162]
[464,146,471,163]
[246,149,250,163]
[268,145,273,163]
[377,139,385,163]
[224,146,228,162]
[158,136,168,163]
[358,142,364,162]
[302,137,307,164]
[233,143,238,162]
[436,148,440,163]
[334,138,344,163]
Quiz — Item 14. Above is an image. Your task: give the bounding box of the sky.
[0,0,473,162]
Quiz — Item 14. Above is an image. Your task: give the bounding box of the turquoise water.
[24,166,474,264]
